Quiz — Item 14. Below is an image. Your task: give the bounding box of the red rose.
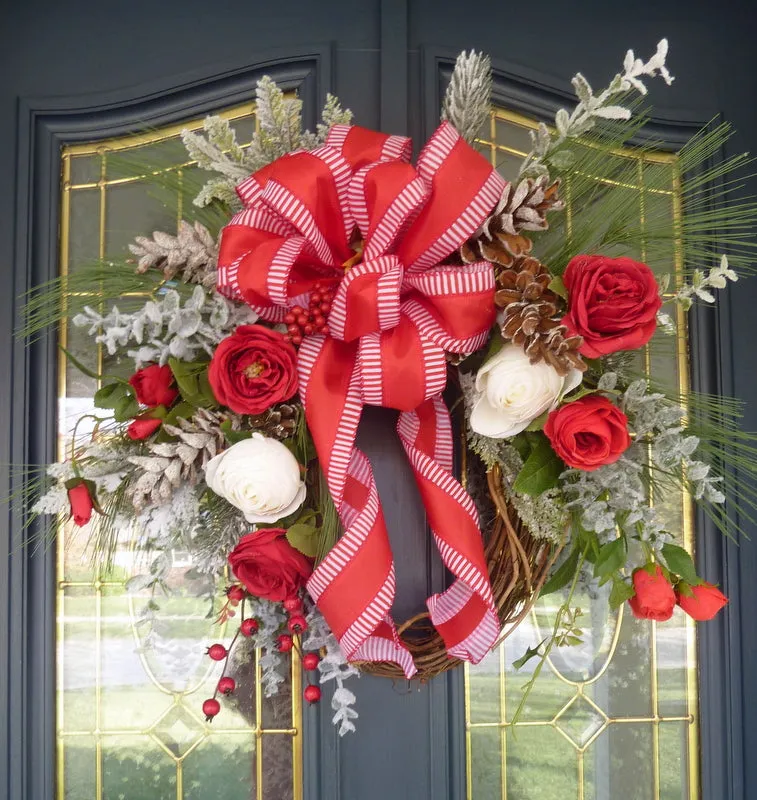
[544,395,631,471]
[228,529,312,602]
[561,255,662,357]
[628,565,676,621]
[208,325,298,415]
[129,364,178,407]
[676,582,728,621]
[67,482,94,527]
[126,416,162,440]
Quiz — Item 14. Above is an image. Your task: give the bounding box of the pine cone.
[460,175,563,267]
[129,220,218,288]
[126,408,240,511]
[247,404,298,440]
[496,256,586,377]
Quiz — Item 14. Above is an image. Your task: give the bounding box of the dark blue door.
[1,2,755,798]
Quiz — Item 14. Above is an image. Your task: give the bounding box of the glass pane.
[57,104,302,800]
[466,109,698,800]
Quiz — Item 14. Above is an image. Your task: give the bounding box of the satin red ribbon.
[217,122,506,676]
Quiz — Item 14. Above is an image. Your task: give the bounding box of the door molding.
[422,44,742,800]
[1,45,332,800]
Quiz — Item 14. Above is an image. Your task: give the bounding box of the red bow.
[217,122,506,676]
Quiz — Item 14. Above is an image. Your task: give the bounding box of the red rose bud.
[129,364,178,407]
[302,653,320,671]
[240,618,259,637]
[203,698,221,720]
[208,325,298,415]
[67,481,95,527]
[628,566,676,622]
[228,530,312,603]
[561,255,662,358]
[545,395,631,471]
[277,634,294,653]
[304,685,322,704]
[218,676,236,695]
[287,614,308,635]
[126,416,162,440]
[207,643,228,661]
[676,582,729,621]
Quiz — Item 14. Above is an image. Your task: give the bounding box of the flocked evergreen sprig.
[441,50,493,143]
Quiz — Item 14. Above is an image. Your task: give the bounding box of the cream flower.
[204,434,306,523]
[470,344,583,438]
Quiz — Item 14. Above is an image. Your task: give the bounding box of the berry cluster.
[284,283,335,345]
[202,587,322,721]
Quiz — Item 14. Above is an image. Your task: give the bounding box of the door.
[1,2,755,799]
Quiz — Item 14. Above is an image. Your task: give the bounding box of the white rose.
[469,344,583,438]
[204,434,306,523]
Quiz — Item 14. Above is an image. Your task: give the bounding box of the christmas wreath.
[26,40,753,733]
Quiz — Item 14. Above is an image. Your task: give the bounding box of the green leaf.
[525,411,549,432]
[513,434,563,496]
[512,641,547,671]
[593,536,627,579]
[561,635,583,647]
[113,394,140,422]
[285,522,319,558]
[609,576,636,609]
[548,275,568,300]
[168,358,218,408]
[661,543,701,586]
[220,419,254,444]
[94,381,129,410]
[541,547,580,596]
[163,401,195,426]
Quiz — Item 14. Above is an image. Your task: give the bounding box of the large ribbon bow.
[217,122,506,676]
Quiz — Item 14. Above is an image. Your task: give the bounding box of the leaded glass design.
[57,105,302,800]
[465,108,697,800]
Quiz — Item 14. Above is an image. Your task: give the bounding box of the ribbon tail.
[300,336,416,677]
[397,396,500,663]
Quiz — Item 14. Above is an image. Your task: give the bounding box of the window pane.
[57,105,302,800]
[466,109,698,800]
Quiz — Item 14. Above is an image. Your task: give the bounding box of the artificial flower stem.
[511,545,588,727]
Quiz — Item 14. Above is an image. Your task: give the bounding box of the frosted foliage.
[245,598,289,696]
[441,50,493,143]
[563,379,725,565]
[72,285,257,369]
[183,78,352,208]
[522,39,674,177]
[303,607,359,735]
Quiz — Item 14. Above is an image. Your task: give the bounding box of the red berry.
[284,312,296,325]
[314,282,323,290]
[226,585,246,603]
[207,644,228,661]
[302,653,320,671]
[277,634,294,652]
[320,325,330,337]
[291,305,304,316]
[320,301,331,314]
[287,614,308,634]
[287,324,300,336]
[303,324,314,336]
[310,291,322,303]
[283,597,302,612]
[203,698,221,720]
[291,335,303,346]
[304,685,322,704]
[218,676,236,695]
[241,618,259,637]
[296,314,308,327]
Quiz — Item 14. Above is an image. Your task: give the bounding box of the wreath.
[27,40,752,734]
